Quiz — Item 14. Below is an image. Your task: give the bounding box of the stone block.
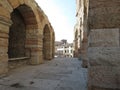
[0,38,8,47]
[88,47,120,66]
[89,28,120,47]
[0,23,10,34]
[89,0,120,29]
[0,45,8,76]
[88,66,120,90]
[0,46,8,61]
[26,39,38,45]
[0,55,8,62]
[0,7,10,18]
[29,51,43,64]
[8,0,20,9]
[18,0,24,4]
[0,62,8,75]
[88,36,120,89]
[0,32,8,38]
[0,0,13,13]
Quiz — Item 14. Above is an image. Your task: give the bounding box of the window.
[65,50,66,53]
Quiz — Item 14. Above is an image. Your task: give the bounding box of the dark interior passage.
[8,9,26,58]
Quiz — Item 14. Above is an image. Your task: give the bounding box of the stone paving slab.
[0,58,88,90]
[34,72,69,80]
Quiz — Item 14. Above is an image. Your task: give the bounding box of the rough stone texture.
[88,29,120,90]
[0,0,55,76]
[8,58,29,69]
[89,29,120,47]
[89,0,120,29]
[88,47,120,66]
[75,0,120,90]
[88,66,120,90]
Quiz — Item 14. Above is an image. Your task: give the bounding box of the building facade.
[55,40,74,57]
[74,0,88,67]
[0,0,55,76]
[74,0,120,90]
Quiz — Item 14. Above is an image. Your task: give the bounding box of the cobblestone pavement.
[0,58,88,90]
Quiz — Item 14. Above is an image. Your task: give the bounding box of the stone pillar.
[81,40,88,68]
[0,17,12,75]
[88,28,120,90]
[80,29,88,68]
[49,33,53,60]
[50,30,54,60]
[29,46,43,64]
[52,32,55,58]
[26,29,43,64]
[74,39,79,57]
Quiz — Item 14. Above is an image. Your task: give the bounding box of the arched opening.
[43,25,51,60]
[8,4,39,67]
[8,8,26,58]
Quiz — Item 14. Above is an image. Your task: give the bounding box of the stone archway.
[43,24,52,60]
[0,0,55,76]
[8,4,40,68]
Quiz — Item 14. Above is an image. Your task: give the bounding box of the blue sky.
[35,0,76,43]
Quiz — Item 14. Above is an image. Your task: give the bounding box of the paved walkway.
[0,58,87,90]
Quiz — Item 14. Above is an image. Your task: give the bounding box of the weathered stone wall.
[87,0,120,90]
[88,28,120,90]
[89,0,120,29]
[0,0,55,76]
[75,0,120,89]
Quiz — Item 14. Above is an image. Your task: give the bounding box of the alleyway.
[0,58,87,90]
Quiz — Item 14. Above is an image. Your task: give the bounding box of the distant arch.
[43,24,52,60]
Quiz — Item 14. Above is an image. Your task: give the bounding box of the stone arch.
[8,4,41,64]
[43,24,52,60]
[0,0,45,75]
[0,0,55,76]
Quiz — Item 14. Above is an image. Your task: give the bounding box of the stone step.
[9,57,30,61]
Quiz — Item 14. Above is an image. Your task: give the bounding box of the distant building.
[55,40,74,57]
